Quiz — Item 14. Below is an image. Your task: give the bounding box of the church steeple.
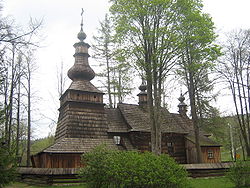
[137,79,147,110]
[55,10,106,141]
[178,92,187,116]
[67,10,95,82]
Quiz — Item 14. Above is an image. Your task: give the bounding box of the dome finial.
[80,8,84,31]
[77,8,87,41]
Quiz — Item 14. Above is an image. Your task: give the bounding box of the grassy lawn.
[6,177,235,188]
[5,182,86,188]
[189,176,235,188]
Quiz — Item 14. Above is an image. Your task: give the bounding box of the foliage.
[0,140,16,188]
[226,160,250,187]
[110,0,181,155]
[79,145,189,188]
[31,135,54,155]
[174,0,221,162]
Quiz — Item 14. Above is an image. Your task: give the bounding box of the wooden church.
[31,20,221,168]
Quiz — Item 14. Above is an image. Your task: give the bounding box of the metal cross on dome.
[81,8,84,29]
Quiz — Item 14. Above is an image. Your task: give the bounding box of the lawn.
[189,177,235,188]
[6,177,235,188]
[5,182,86,188]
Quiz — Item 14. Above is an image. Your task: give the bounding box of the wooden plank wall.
[185,139,198,164]
[55,102,108,141]
[33,153,83,168]
[129,132,187,164]
[201,147,221,163]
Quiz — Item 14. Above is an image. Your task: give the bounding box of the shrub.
[226,160,250,188]
[0,141,17,188]
[79,145,189,188]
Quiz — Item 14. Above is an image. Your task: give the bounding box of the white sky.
[2,0,250,138]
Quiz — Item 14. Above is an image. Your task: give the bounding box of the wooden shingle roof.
[42,138,117,153]
[185,134,222,147]
[69,80,103,93]
[115,103,190,134]
[105,108,130,133]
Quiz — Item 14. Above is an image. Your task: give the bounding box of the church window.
[114,136,121,145]
[208,150,214,159]
[167,142,174,155]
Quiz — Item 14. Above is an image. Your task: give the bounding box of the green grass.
[190,176,235,188]
[5,182,86,188]
[6,177,235,188]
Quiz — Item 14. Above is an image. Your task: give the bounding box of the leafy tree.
[110,0,180,155]
[226,160,250,187]
[217,29,250,157]
[175,0,221,162]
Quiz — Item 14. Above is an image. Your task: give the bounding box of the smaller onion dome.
[139,79,147,92]
[178,93,185,104]
[78,27,87,42]
[78,9,87,42]
[178,92,187,115]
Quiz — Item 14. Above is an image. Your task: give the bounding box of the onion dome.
[178,92,187,115]
[77,23,87,42]
[68,63,95,81]
[138,79,147,108]
[178,93,186,105]
[139,79,147,92]
[67,10,95,82]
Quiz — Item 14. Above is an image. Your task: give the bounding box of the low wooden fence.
[183,162,233,178]
[17,162,233,185]
[17,168,81,186]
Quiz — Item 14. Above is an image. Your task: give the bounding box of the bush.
[0,141,17,188]
[79,145,189,188]
[226,160,250,188]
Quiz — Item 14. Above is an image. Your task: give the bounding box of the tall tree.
[92,14,114,108]
[22,50,37,167]
[93,14,134,107]
[176,0,221,162]
[15,54,22,158]
[217,29,250,157]
[110,0,180,154]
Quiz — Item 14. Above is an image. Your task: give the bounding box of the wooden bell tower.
[55,15,108,141]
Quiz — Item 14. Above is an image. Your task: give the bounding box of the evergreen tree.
[0,140,16,187]
[93,14,133,107]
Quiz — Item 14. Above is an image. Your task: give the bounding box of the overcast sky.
[2,0,250,138]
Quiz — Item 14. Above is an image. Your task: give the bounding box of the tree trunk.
[106,55,113,108]
[7,43,16,150]
[16,65,21,158]
[26,60,31,167]
[189,72,202,163]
